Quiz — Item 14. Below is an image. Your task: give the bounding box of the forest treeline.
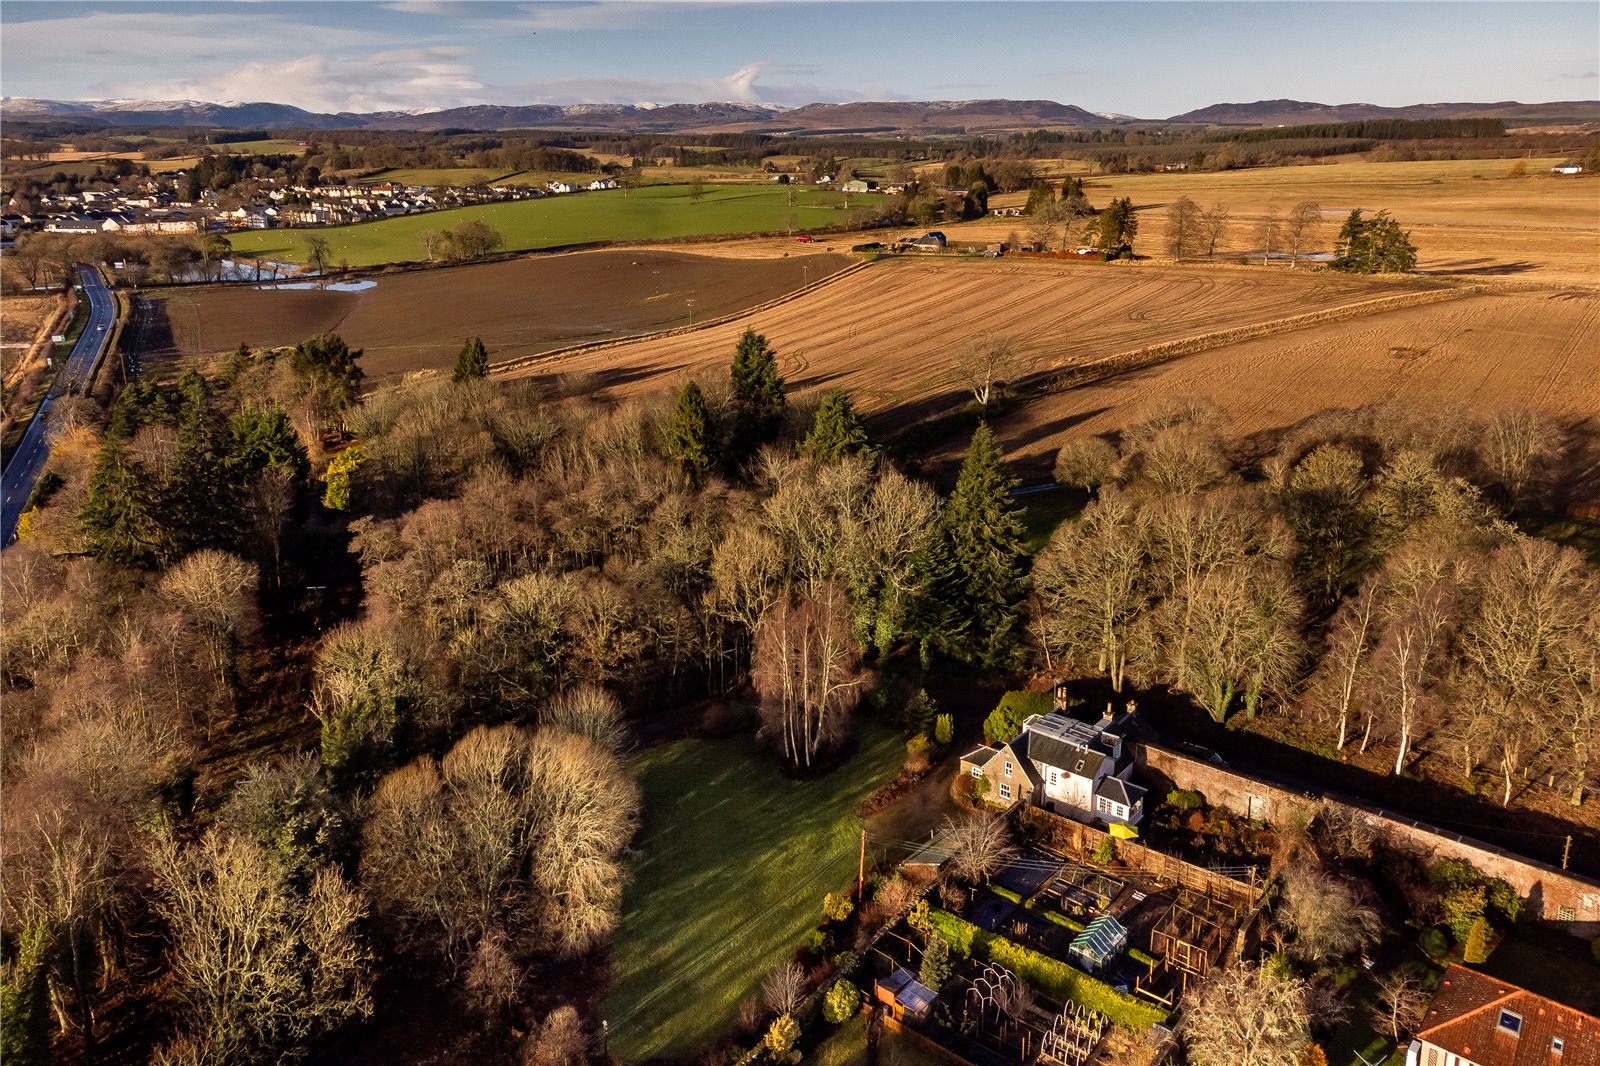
[2,321,1595,1062]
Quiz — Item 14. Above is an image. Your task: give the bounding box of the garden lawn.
[226,183,853,267]
[602,725,904,1061]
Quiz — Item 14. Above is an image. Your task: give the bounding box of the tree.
[822,979,860,1024]
[1255,204,1283,266]
[227,404,310,484]
[537,684,629,755]
[305,235,332,277]
[763,1014,801,1065]
[665,381,714,485]
[321,444,364,510]
[79,433,163,567]
[360,725,640,965]
[1279,443,1372,605]
[918,933,952,992]
[763,960,806,1017]
[753,584,863,769]
[161,549,259,698]
[448,219,504,259]
[1283,201,1322,267]
[1200,202,1231,257]
[1462,916,1492,963]
[523,1006,586,1066]
[954,336,1022,411]
[1331,209,1417,273]
[1480,408,1560,511]
[938,424,1028,667]
[1373,574,1457,775]
[1370,970,1428,1043]
[1312,577,1379,751]
[1164,195,1204,260]
[1032,489,1148,690]
[1023,179,1056,215]
[802,388,871,462]
[1277,867,1381,962]
[289,332,364,414]
[1091,196,1138,254]
[1182,961,1310,1066]
[453,336,489,382]
[147,829,371,1065]
[729,329,786,460]
[941,812,1017,885]
[1053,437,1116,491]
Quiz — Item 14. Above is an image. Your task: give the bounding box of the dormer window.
[1497,1009,1522,1036]
[1552,1037,1564,1055]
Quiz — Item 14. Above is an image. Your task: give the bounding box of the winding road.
[1,265,116,546]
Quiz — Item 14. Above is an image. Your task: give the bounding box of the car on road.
[795,235,814,243]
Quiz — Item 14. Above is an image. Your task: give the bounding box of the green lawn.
[1020,485,1090,554]
[227,183,853,267]
[602,725,904,1061]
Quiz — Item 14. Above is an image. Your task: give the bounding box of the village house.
[1407,964,1600,1066]
[587,178,619,191]
[899,231,947,252]
[547,180,577,194]
[960,697,1148,829]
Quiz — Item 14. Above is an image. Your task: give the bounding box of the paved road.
[1,265,116,546]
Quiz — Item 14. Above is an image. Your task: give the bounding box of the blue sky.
[3,2,1595,117]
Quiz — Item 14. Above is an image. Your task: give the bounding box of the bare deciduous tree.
[953,336,1023,411]
[1277,866,1381,962]
[1480,409,1561,511]
[1165,196,1204,260]
[940,812,1017,886]
[753,584,863,769]
[522,1006,587,1066]
[763,960,806,1018]
[1373,576,1457,775]
[538,684,630,755]
[1200,202,1231,257]
[1255,204,1284,266]
[1181,961,1310,1066]
[1370,969,1429,1043]
[1283,201,1323,267]
[148,829,372,1065]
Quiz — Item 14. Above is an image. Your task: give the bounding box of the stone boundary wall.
[1132,742,1600,938]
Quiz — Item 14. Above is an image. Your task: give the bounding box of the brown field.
[500,256,1431,420]
[968,158,1600,286]
[499,257,1598,494]
[989,289,1600,488]
[134,248,849,378]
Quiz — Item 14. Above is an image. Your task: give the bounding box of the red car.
[795,235,814,243]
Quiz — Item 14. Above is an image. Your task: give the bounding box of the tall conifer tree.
[729,329,785,461]
[667,381,714,485]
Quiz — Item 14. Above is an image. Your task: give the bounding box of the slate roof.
[1094,777,1147,808]
[961,744,998,764]
[1024,730,1105,780]
[1417,964,1600,1066]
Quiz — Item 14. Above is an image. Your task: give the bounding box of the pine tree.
[939,423,1027,667]
[801,388,871,462]
[80,434,161,567]
[919,933,952,991]
[228,404,310,483]
[166,370,238,557]
[667,381,714,485]
[452,336,489,382]
[290,333,364,412]
[729,328,785,461]
[1332,209,1417,273]
[905,533,970,667]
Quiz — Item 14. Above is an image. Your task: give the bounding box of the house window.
[1552,1037,1565,1055]
[999,783,1012,800]
[1558,905,1577,922]
[1050,770,1059,785]
[1497,1009,1522,1036]
[1004,760,1013,776]
[970,766,982,778]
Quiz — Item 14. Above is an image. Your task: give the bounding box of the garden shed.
[1067,915,1128,974]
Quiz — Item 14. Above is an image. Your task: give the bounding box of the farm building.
[899,231,947,251]
[1067,915,1128,974]
[842,179,877,194]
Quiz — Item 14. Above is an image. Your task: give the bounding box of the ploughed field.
[132,248,849,378]
[501,256,1435,427]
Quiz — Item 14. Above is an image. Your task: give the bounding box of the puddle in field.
[255,279,378,292]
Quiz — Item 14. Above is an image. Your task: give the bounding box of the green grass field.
[602,725,903,1061]
[226,183,854,267]
[358,167,517,187]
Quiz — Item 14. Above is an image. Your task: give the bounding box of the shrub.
[1039,910,1085,933]
[803,928,833,956]
[1166,789,1205,811]
[990,886,1023,905]
[984,690,1052,743]
[934,713,954,747]
[905,734,932,773]
[923,909,1168,1028]
[823,892,854,924]
[1419,927,1449,960]
[1462,917,1492,964]
[1091,838,1115,866]
[763,1014,801,1065]
[822,979,861,1024]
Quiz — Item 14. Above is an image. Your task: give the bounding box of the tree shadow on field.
[1425,258,1542,276]
[133,294,175,355]
[524,359,680,398]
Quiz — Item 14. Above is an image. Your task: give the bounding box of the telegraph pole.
[858,828,867,904]
[1562,835,1571,871]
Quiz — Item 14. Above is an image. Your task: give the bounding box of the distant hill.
[1169,98,1600,126]
[4,95,1595,134]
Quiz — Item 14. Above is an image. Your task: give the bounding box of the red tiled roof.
[1418,964,1600,1066]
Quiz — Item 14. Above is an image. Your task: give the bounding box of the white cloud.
[125,47,488,113]
[502,61,891,107]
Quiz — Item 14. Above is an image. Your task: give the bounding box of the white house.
[547,180,577,194]
[587,178,619,191]
[960,701,1147,828]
